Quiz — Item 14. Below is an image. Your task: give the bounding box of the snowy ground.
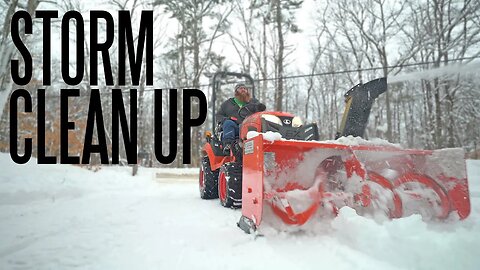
[0,154,479,270]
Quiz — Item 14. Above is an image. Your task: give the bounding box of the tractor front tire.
[199,156,219,199]
[218,162,243,208]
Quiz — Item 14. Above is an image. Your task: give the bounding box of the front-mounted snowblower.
[199,73,471,234]
[199,71,319,206]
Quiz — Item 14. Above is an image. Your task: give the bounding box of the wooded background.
[0,0,479,167]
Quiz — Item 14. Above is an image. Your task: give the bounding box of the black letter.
[11,11,32,85]
[60,89,80,164]
[36,10,58,85]
[90,11,114,86]
[182,89,207,164]
[118,10,153,86]
[82,89,109,164]
[154,89,177,164]
[61,11,84,85]
[37,89,56,164]
[112,89,137,164]
[10,89,32,163]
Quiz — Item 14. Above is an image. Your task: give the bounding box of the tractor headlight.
[261,114,283,125]
[292,116,303,127]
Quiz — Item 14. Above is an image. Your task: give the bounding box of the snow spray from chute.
[387,61,480,84]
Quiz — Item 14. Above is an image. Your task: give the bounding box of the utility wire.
[14,55,480,99]
[165,55,480,89]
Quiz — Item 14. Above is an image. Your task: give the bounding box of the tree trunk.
[274,0,284,111]
[262,19,267,104]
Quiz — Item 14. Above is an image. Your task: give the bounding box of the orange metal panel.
[241,135,265,227]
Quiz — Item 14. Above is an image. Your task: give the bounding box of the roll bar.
[210,71,255,132]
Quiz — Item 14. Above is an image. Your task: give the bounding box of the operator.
[216,83,266,153]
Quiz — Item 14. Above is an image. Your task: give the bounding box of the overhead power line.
[151,55,480,90]
[15,55,480,99]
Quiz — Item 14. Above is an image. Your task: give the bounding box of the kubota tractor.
[199,72,471,234]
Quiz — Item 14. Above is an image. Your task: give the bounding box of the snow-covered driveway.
[1,154,479,270]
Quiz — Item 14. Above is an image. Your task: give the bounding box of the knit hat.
[234,83,249,95]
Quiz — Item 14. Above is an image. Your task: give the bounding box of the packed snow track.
[0,154,479,270]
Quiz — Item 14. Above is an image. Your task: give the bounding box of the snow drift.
[0,153,479,270]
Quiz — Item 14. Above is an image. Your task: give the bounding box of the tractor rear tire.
[199,156,219,199]
[218,162,242,208]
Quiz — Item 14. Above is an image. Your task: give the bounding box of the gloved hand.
[256,103,266,112]
[222,116,240,125]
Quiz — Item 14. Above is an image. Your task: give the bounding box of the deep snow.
[0,154,479,270]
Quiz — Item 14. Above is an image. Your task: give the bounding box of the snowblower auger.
[237,136,470,233]
[237,78,471,233]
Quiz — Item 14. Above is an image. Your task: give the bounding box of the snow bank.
[467,159,480,197]
[0,153,479,270]
[330,207,479,270]
[154,167,198,176]
[323,135,403,148]
[246,130,402,149]
[246,131,283,141]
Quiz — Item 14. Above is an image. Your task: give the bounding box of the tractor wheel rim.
[219,172,227,202]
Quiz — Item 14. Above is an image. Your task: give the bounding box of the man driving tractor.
[215,83,265,154]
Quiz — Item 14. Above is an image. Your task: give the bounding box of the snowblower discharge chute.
[199,74,471,234]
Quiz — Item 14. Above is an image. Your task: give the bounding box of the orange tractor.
[199,72,471,234]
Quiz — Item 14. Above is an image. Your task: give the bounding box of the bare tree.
[0,0,44,119]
